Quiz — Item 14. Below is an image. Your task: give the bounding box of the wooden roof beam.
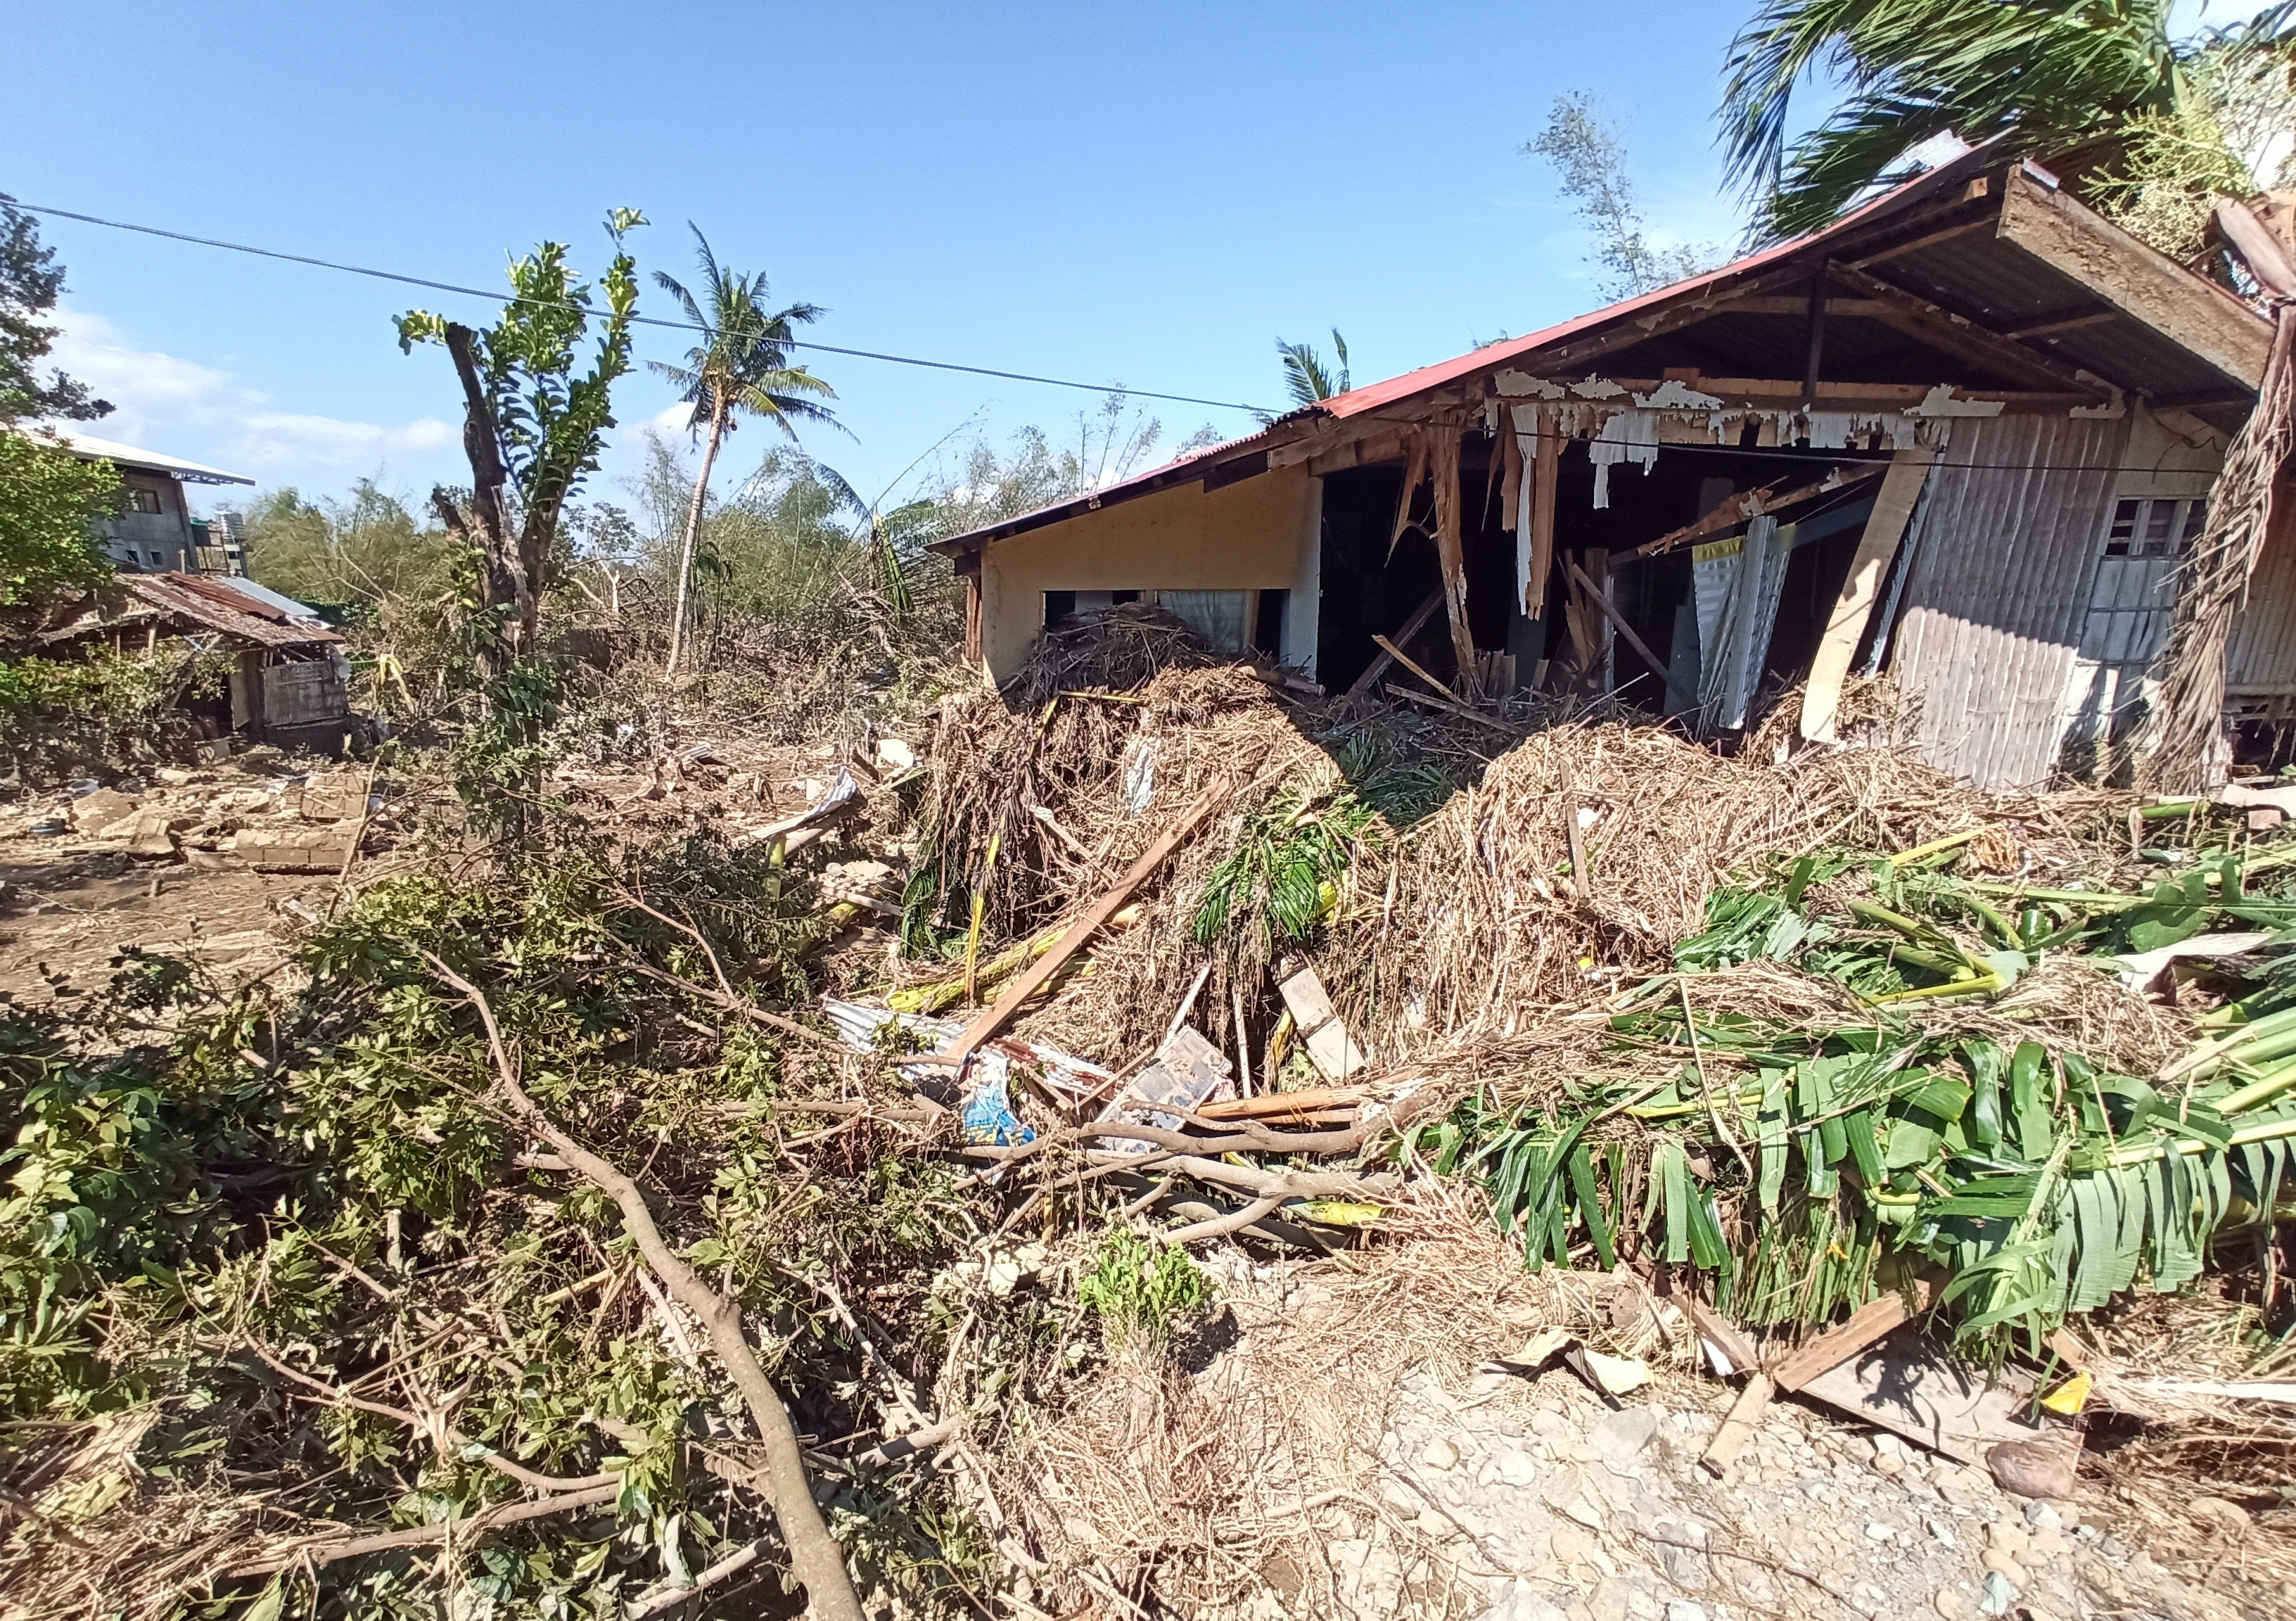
[1996,171,2269,389]
[1821,258,2112,398]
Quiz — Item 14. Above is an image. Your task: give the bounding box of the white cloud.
[44,309,454,483]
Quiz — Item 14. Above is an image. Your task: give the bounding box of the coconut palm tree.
[651,225,839,673]
[1721,0,2294,242]
[1275,329,1351,409]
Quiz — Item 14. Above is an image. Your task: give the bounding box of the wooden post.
[1798,447,1936,742]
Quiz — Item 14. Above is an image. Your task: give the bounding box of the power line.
[12,199,1278,416]
[12,199,2244,478]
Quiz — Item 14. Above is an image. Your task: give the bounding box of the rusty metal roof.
[119,573,340,649]
[932,144,2269,558]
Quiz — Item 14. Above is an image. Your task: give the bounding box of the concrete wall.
[94,472,193,571]
[978,464,1322,678]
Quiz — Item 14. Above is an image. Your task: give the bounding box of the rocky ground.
[1204,1259,2285,1621]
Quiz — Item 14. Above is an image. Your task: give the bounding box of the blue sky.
[13,2,1778,519]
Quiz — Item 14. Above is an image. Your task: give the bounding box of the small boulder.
[1987,1435,2078,1501]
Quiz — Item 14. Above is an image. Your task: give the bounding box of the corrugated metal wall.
[1887,413,2131,787]
[2228,517,2296,698]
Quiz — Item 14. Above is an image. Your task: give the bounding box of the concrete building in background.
[27,428,254,577]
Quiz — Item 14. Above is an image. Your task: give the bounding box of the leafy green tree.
[0,200,117,608]
[0,431,119,606]
[1275,329,1351,408]
[0,196,109,426]
[243,481,455,608]
[1529,93,1721,298]
[1720,0,2296,242]
[396,210,646,659]
[649,226,838,674]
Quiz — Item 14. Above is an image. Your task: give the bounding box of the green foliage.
[1443,818,2296,1359]
[0,196,110,424]
[1528,92,1721,297]
[242,482,458,621]
[1720,0,2295,241]
[0,645,227,780]
[1274,329,1350,411]
[0,430,120,606]
[1192,786,1377,955]
[398,210,645,654]
[1076,1224,1209,1349]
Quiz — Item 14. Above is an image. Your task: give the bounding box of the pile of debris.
[787,609,2296,1615]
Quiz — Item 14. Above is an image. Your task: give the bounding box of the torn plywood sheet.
[1791,1323,2045,1463]
[1097,1024,1237,1151]
[1278,960,1367,1079]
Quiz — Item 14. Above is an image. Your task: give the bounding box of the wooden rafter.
[1821,259,2112,397]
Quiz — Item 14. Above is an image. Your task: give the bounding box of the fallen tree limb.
[619,958,844,1050]
[1091,1150,1390,1202]
[224,1484,620,1578]
[416,949,865,1621]
[1162,1193,1286,1244]
[957,1117,1370,1167]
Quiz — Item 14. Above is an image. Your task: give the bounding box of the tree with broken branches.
[397,210,646,663]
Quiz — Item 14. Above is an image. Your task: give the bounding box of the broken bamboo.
[1345,587,1445,700]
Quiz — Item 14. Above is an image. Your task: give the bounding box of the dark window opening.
[1253,589,1287,659]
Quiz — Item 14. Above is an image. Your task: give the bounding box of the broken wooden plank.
[1798,446,1936,743]
[1768,1281,1935,1393]
[1626,461,1887,561]
[1526,405,1560,635]
[1699,1373,1773,1477]
[1677,1295,1761,1378]
[1383,683,1521,737]
[1345,587,1444,701]
[927,778,1234,1070]
[1194,1087,1363,1121]
[1427,428,1480,700]
[1567,558,1696,710]
[1276,962,1367,1080]
[1794,1324,2041,1464]
[1372,634,1466,706]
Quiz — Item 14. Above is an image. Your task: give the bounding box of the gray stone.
[1593,1407,1659,1466]
[2022,1500,2062,1530]
[1864,1523,1896,1542]
[1977,1572,2019,1617]
[1664,1606,1706,1621]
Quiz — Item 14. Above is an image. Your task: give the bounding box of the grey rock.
[2022,1500,2062,1530]
[1664,1606,1706,1621]
[1977,1571,2019,1617]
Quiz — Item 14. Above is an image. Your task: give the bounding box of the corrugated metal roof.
[931,145,2269,559]
[121,573,340,649]
[1887,412,2131,786]
[19,428,255,485]
[2228,518,2296,697]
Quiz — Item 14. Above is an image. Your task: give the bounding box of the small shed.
[933,149,2283,789]
[38,571,354,751]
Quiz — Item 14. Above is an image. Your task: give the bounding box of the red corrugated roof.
[930,153,2003,556]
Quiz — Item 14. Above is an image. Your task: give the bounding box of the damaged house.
[38,571,356,754]
[933,149,2285,788]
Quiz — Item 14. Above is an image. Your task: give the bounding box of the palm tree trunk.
[665,400,727,675]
